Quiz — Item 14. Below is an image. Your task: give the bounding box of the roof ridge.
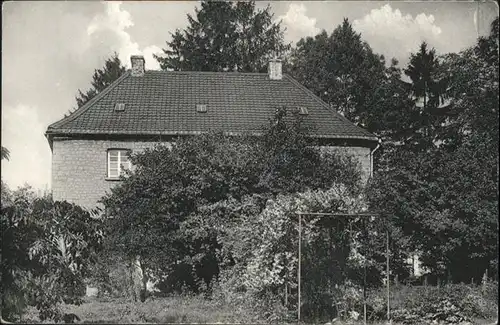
[283,74,377,140]
[47,71,131,130]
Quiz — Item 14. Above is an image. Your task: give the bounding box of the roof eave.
[282,73,378,141]
[45,129,379,143]
[47,70,131,131]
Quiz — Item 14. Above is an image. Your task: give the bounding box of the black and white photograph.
[1,1,498,324]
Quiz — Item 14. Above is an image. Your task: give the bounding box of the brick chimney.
[268,58,282,80]
[130,55,145,77]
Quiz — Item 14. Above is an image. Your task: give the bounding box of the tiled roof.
[46,70,377,142]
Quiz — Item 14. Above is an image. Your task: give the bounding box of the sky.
[1,0,498,191]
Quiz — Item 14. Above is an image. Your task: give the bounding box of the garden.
[2,108,498,324]
[2,2,498,324]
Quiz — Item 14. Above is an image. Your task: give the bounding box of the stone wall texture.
[52,139,169,209]
[51,139,372,210]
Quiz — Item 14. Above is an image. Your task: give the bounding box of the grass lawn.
[20,295,497,324]
[22,295,260,324]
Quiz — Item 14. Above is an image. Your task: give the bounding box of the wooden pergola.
[296,211,390,324]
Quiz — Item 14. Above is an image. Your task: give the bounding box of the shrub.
[1,186,102,322]
[88,255,135,299]
[100,107,363,300]
[386,284,499,324]
[208,185,371,323]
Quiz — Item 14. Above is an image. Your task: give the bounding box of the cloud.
[353,4,443,64]
[278,3,320,44]
[1,105,51,191]
[87,1,161,70]
[2,1,165,191]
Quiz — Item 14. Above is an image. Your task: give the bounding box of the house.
[45,55,380,210]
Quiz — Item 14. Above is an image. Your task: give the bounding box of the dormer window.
[114,103,125,112]
[196,104,207,113]
[298,106,309,115]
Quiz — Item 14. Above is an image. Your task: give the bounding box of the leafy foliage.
[100,108,364,303]
[288,19,387,128]
[155,1,290,72]
[367,17,499,284]
[1,185,103,322]
[209,185,373,322]
[404,42,448,109]
[368,136,498,282]
[1,146,10,161]
[87,251,137,299]
[389,284,498,324]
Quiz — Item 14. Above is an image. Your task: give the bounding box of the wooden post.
[329,226,333,299]
[363,218,367,325]
[298,213,302,323]
[386,229,390,321]
[291,212,381,323]
[363,261,367,325]
[285,281,288,308]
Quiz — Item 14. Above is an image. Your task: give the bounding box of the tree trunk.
[129,259,137,302]
[139,259,148,302]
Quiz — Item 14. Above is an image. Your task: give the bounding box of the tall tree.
[430,17,498,150]
[73,52,126,110]
[155,1,290,72]
[403,42,450,151]
[476,17,499,66]
[288,18,387,128]
[368,18,499,283]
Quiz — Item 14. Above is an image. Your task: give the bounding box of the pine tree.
[155,1,290,72]
[72,52,126,113]
[403,42,450,151]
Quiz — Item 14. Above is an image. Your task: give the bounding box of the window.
[114,103,125,112]
[107,149,131,179]
[297,106,309,115]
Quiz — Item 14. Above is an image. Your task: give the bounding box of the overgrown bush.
[100,107,364,302]
[363,283,499,324]
[88,253,136,299]
[207,185,374,322]
[1,185,102,322]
